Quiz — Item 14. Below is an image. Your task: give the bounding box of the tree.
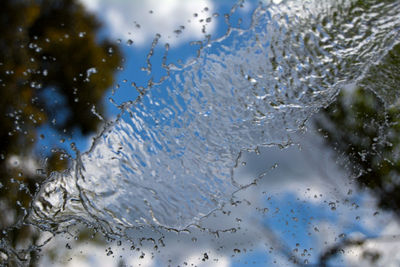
[0,0,121,265]
[315,43,400,265]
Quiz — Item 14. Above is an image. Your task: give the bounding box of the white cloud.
[343,221,400,267]
[80,0,99,11]
[79,0,216,46]
[7,154,40,177]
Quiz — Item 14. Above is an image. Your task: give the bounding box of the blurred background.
[1,0,400,266]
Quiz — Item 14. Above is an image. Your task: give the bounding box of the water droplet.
[203,253,209,261]
[86,67,97,80]
[126,39,133,46]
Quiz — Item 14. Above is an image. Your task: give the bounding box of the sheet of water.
[28,0,400,237]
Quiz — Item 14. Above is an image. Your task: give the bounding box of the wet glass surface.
[1,0,400,266]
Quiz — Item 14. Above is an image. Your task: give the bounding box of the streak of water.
[29,0,400,235]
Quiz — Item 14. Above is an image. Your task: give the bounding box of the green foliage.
[316,43,400,213]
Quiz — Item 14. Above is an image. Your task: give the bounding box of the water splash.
[29,0,400,235]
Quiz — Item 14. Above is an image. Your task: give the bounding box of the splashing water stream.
[26,0,400,239]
